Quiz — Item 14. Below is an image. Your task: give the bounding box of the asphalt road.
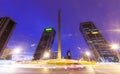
[92,63,120,74]
[0,63,120,74]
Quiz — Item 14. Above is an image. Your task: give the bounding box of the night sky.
[0,0,120,59]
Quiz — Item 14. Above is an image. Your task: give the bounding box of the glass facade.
[0,17,16,58]
[33,28,56,60]
[80,21,118,62]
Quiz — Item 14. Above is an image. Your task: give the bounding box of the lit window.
[91,31,99,34]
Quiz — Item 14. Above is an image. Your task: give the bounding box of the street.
[0,63,120,74]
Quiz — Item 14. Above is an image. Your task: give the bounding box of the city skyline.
[0,0,120,59]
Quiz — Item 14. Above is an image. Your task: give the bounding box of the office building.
[0,17,16,58]
[80,21,118,62]
[33,28,56,60]
[1,48,12,60]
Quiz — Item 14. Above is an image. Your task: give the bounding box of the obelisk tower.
[57,10,61,60]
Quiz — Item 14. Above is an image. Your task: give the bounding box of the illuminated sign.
[45,28,53,32]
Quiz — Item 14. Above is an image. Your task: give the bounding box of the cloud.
[31,43,36,47]
[68,34,72,37]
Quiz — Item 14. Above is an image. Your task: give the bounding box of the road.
[0,63,120,74]
[92,63,120,74]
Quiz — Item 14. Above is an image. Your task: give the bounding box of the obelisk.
[57,10,61,60]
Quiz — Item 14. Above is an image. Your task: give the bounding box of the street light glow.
[13,47,21,54]
[86,51,90,56]
[111,44,119,49]
[43,52,50,58]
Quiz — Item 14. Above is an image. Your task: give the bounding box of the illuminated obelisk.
[57,10,61,60]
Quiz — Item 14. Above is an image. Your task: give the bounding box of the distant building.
[0,17,16,58]
[51,51,58,59]
[80,21,118,62]
[6,55,12,60]
[66,50,72,59]
[12,54,33,61]
[33,28,56,60]
[1,48,12,60]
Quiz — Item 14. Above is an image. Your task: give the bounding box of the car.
[64,63,86,70]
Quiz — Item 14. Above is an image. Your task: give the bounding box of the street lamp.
[86,51,90,56]
[43,52,50,59]
[110,43,120,62]
[85,51,91,62]
[13,47,21,54]
[111,44,119,50]
[10,47,22,61]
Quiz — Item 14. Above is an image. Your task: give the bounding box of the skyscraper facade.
[33,28,56,60]
[80,21,118,62]
[0,17,16,58]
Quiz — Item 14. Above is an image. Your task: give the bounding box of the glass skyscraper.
[0,17,16,58]
[33,28,56,60]
[80,21,118,62]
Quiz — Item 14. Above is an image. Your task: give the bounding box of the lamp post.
[85,51,91,62]
[11,47,22,61]
[43,52,50,59]
[13,48,21,54]
[111,44,119,49]
[111,44,120,62]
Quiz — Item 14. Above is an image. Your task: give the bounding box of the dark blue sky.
[0,0,120,59]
